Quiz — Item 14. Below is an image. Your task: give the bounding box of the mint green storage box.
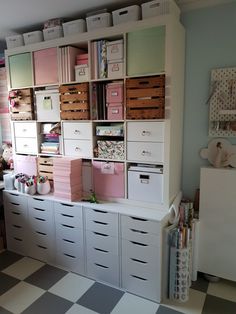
[9,53,33,88]
[127,26,165,76]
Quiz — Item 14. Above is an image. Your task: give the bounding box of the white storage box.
[43,26,63,41]
[128,166,163,203]
[86,13,112,32]
[75,64,89,82]
[6,34,24,49]
[112,5,141,26]
[63,19,86,36]
[107,40,124,61]
[35,89,60,122]
[23,31,43,45]
[141,0,180,19]
[108,60,124,79]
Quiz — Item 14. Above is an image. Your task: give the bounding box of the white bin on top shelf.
[23,31,43,45]
[86,13,112,31]
[112,5,141,25]
[141,0,180,20]
[63,19,86,36]
[6,34,24,49]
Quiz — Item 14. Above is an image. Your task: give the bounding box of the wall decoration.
[208,67,236,137]
[200,138,236,168]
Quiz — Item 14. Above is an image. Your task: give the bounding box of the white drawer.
[56,237,84,259]
[63,122,92,140]
[121,215,160,236]
[5,208,27,227]
[86,230,118,255]
[14,122,37,138]
[15,137,38,154]
[122,239,160,268]
[4,192,27,206]
[6,223,27,240]
[28,197,53,211]
[87,251,119,286]
[127,122,164,142]
[56,251,84,274]
[5,201,27,216]
[122,265,160,302]
[56,223,83,243]
[29,241,54,263]
[127,142,164,163]
[28,215,54,234]
[28,204,54,221]
[64,139,92,158]
[54,202,83,220]
[85,208,118,236]
[122,227,160,247]
[30,229,54,248]
[6,235,28,255]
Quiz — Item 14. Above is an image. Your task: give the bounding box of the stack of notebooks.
[91,40,108,80]
[41,134,60,155]
[58,46,86,82]
[53,157,82,201]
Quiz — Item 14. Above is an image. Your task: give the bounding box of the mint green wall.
[181,2,236,199]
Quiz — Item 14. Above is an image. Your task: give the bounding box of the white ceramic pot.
[37,181,51,195]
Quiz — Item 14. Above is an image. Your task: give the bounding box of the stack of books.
[91,40,108,80]
[41,134,60,154]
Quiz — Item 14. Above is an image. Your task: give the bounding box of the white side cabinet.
[3,192,28,255]
[199,167,236,281]
[54,201,84,274]
[121,215,161,302]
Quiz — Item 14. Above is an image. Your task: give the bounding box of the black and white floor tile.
[0,250,236,314]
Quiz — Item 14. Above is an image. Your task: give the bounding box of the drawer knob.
[22,129,27,132]
[75,147,80,151]
[74,130,80,134]
[141,150,151,156]
[141,130,151,136]
[23,144,28,147]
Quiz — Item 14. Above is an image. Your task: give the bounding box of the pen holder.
[37,180,50,195]
[25,184,36,195]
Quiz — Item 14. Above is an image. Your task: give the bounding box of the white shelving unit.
[3,13,185,302]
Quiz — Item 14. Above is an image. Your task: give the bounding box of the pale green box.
[9,53,33,88]
[127,26,165,76]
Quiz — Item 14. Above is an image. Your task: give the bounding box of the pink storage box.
[106,82,123,103]
[33,48,58,85]
[54,191,82,202]
[53,174,82,184]
[54,182,82,193]
[93,161,124,199]
[76,53,89,65]
[107,103,123,120]
[14,155,38,176]
[53,157,82,167]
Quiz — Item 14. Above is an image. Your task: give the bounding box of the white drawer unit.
[128,166,163,204]
[29,240,55,264]
[54,202,83,222]
[6,235,28,255]
[28,197,53,211]
[121,214,162,302]
[127,141,164,163]
[64,139,92,158]
[85,208,118,236]
[63,122,92,140]
[13,122,37,138]
[127,121,165,142]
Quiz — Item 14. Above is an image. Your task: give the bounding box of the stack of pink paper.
[53,157,82,201]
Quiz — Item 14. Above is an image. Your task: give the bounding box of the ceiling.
[0,0,233,49]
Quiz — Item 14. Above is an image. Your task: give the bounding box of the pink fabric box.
[54,191,82,202]
[93,161,124,199]
[106,82,123,103]
[13,155,38,176]
[107,103,123,120]
[33,48,58,85]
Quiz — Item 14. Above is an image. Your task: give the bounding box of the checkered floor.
[0,251,236,314]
